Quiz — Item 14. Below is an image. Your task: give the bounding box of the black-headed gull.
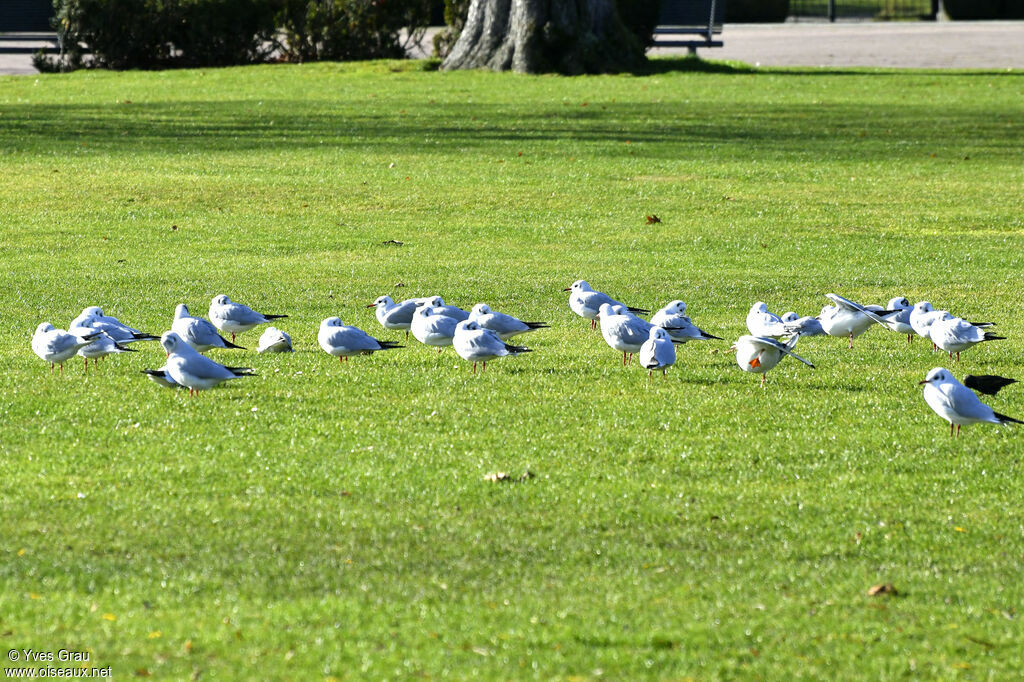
[161,332,254,396]
[257,327,293,353]
[469,303,548,340]
[368,295,419,339]
[928,317,1004,362]
[598,303,661,365]
[70,306,158,344]
[731,335,814,387]
[639,327,676,378]
[208,294,287,342]
[963,374,1017,396]
[416,296,470,321]
[410,306,460,351]
[746,302,786,337]
[818,293,890,348]
[452,320,531,373]
[920,367,1023,437]
[781,312,825,338]
[650,300,721,343]
[173,304,244,352]
[877,297,914,343]
[318,317,401,361]
[32,323,101,373]
[565,280,648,329]
[76,332,137,371]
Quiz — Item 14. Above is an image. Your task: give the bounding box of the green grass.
[1,59,1023,679]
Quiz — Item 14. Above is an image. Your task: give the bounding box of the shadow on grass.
[645,55,1024,78]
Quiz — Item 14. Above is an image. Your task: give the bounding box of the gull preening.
[173,304,244,352]
[208,294,287,343]
[452,320,531,373]
[257,327,293,353]
[920,367,1023,437]
[877,297,915,342]
[746,302,786,337]
[565,280,648,329]
[368,295,418,338]
[32,323,102,373]
[732,335,814,387]
[818,293,890,348]
[651,300,721,343]
[410,305,460,351]
[70,306,159,344]
[469,303,548,340]
[639,327,676,378]
[781,312,825,338]
[161,331,254,396]
[318,317,401,361]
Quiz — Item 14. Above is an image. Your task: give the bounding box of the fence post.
[828,0,836,22]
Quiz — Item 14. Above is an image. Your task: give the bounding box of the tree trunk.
[441,0,646,74]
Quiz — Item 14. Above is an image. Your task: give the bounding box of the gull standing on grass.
[928,317,1004,362]
[639,327,676,379]
[172,304,244,352]
[70,306,159,344]
[257,327,293,353]
[318,317,401,361]
[75,332,137,371]
[598,303,677,366]
[746,302,787,337]
[731,335,814,387]
[565,280,648,329]
[208,294,288,343]
[410,306,460,351]
[817,293,891,348]
[651,300,721,343]
[161,332,254,396]
[920,367,1023,437]
[469,303,548,340]
[368,295,419,339]
[453,320,531,373]
[32,323,102,373]
[876,297,915,343]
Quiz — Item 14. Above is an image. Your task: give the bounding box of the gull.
[141,366,182,389]
[878,297,915,343]
[161,332,254,396]
[639,327,676,378]
[746,302,786,337]
[453,320,531,373]
[76,332,137,371]
[208,294,287,342]
[69,306,159,344]
[650,300,721,343]
[410,306,460,351]
[257,327,293,353]
[909,301,994,351]
[928,317,1004,362]
[469,303,548,340]
[781,312,825,338]
[368,295,419,339]
[564,280,648,329]
[963,374,1017,396]
[172,304,244,352]
[818,293,891,348]
[32,323,102,373]
[599,303,680,365]
[919,367,1023,437]
[417,296,470,321]
[731,335,814,387]
[318,317,401,361]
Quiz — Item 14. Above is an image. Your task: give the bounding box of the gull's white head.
[471,303,491,316]
[650,327,669,341]
[665,300,687,315]
[781,312,799,323]
[913,301,933,315]
[888,297,911,310]
[161,331,186,355]
[81,306,104,319]
[415,306,434,319]
[425,296,444,308]
[322,317,343,328]
[751,302,769,314]
[174,304,190,319]
[565,280,592,293]
[211,294,231,306]
[370,295,394,309]
[456,320,481,333]
[35,322,55,335]
[920,367,952,386]
[611,304,629,315]
[597,303,615,318]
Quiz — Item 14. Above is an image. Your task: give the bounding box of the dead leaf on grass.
[867,583,897,596]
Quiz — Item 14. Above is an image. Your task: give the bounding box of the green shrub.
[944,0,1024,18]
[280,0,431,62]
[726,0,790,22]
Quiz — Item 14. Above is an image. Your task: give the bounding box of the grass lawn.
[1,58,1022,679]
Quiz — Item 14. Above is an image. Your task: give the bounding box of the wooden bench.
[653,0,725,54]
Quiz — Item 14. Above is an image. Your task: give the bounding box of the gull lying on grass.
[161,331,254,396]
[173,304,244,352]
[639,327,676,379]
[920,367,1022,437]
[650,300,721,343]
[410,306,460,351]
[368,295,419,339]
[257,327,293,353]
[453,320,531,373]
[417,296,470,322]
[565,280,648,329]
[928,317,1004,362]
[318,317,401,361]
[469,303,548,340]
[32,323,102,373]
[746,302,787,337]
[732,334,814,387]
[70,306,158,344]
[208,294,287,343]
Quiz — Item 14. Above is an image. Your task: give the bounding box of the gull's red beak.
[562,287,571,291]
[918,380,927,385]
[365,304,376,308]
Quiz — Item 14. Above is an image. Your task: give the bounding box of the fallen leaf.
[867,583,897,596]
[102,613,117,621]
[381,240,404,246]
[135,668,151,677]
[394,282,405,288]
[645,214,661,225]
[483,471,535,484]
[148,631,162,639]
[171,225,178,231]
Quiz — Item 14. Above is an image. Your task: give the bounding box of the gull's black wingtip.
[221,336,246,349]
[265,314,288,320]
[994,411,1024,425]
[626,306,650,314]
[114,342,139,352]
[525,322,549,330]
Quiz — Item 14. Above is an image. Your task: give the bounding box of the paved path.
[2,21,1023,76]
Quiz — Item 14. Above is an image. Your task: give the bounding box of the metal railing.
[789,0,939,20]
